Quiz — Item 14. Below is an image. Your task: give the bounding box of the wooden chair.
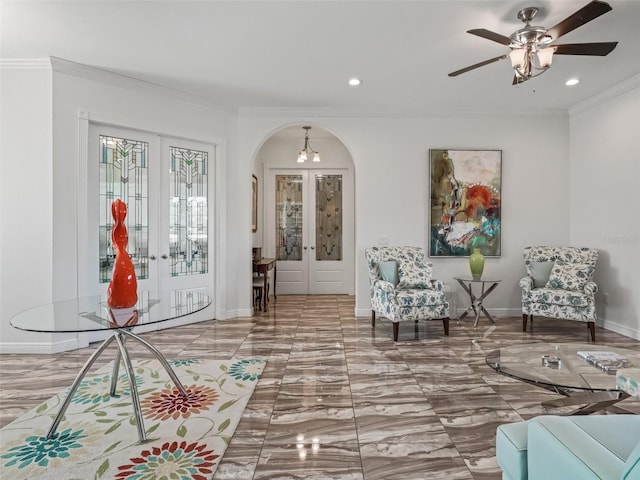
[252,248,269,312]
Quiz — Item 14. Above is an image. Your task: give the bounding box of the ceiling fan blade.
[448,55,508,77]
[544,0,612,41]
[467,28,512,46]
[553,42,618,56]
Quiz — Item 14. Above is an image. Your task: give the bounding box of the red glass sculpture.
[107,199,138,325]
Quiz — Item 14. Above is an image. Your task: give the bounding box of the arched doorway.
[251,125,355,295]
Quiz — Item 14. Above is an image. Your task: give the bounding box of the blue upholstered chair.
[520,246,598,341]
[365,246,449,341]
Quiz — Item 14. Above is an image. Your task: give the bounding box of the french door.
[266,168,354,295]
[81,124,214,336]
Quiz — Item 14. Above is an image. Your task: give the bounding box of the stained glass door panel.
[315,174,342,261]
[169,146,208,277]
[98,135,149,283]
[275,175,303,261]
[267,169,353,295]
[159,137,214,291]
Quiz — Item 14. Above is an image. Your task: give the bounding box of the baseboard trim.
[601,319,640,341]
[226,308,253,319]
[0,337,81,355]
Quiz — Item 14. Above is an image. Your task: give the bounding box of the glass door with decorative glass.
[267,169,353,295]
[160,137,211,291]
[86,125,214,299]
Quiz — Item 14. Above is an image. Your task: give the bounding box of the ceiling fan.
[448,0,618,84]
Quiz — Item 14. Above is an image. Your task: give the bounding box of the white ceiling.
[2,0,639,115]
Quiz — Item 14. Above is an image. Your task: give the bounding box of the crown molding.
[49,56,236,114]
[0,58,51,69]
[569,73,640,117]
[238,106,568,119]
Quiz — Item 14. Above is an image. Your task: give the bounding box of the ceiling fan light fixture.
[536,47,555,68]
[448,1,617,85]
[509,48,527,68]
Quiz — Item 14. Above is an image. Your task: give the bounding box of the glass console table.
[10,290,211,442]
[454,277,501,327]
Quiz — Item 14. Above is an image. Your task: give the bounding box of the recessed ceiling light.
[348,78,361,86]
[565,78,580,86]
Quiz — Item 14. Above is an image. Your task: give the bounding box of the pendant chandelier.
[297,126,320,163]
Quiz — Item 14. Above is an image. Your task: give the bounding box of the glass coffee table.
[486,342,640,414]
[10,290,211,442]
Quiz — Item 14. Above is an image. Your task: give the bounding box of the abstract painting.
[429,149,501,257]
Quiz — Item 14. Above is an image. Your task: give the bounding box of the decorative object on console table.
[469,248,485,279]
[428,149,501,258]
[107,199,138,327]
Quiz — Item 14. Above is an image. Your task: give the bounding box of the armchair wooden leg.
[371,310,376,327]
[522,314,529,332]
[588,321,595,342]
[443,318,449,336]
[392,322,399,342]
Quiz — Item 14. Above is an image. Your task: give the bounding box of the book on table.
[577,350,629,374]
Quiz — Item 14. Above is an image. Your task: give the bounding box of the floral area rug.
[0,357,265,479]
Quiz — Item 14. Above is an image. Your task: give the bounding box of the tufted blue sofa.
[496,415,640,480]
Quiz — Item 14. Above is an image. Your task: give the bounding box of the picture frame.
[251,175,258,233]
[429,149,502,257]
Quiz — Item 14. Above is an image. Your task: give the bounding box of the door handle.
[161,254,168,259]
[310,246,315,250]
[149,255,157,260]
[303,246,308,250]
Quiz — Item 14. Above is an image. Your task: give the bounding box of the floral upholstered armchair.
[365,246,450,341]
[520,246,598,341]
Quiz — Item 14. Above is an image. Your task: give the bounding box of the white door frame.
[264,166,354,295]
[76,112,219,343]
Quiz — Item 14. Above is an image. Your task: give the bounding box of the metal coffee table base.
[46,329,188,443]
[542,390,630,415]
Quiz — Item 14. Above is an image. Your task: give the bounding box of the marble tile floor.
[1,295,639,479]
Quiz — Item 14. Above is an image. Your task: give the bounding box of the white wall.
[0,61,241,353]
[0,63,56,351]
[569,77,640,339]
[238,112,571,318]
